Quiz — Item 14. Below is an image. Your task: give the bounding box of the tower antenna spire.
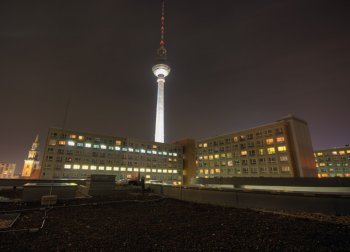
[160,0,165,47]
[152,0,171,143]
[157,0,167,59]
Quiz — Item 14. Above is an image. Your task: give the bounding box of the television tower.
[152,0,170,143]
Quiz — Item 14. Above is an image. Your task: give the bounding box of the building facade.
[40,128,183,184]
[21,135,41,178]
[314,146,350,178]
[0,162,16,178]
[195,115,317,178]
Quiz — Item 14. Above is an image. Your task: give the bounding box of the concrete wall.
[280,115,317,177]
[149,185,350,215]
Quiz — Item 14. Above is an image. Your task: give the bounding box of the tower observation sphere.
[153,0,170,143]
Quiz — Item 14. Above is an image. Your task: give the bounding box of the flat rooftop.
[0,193,349,251]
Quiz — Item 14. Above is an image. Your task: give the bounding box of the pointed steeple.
[28,135,39,160]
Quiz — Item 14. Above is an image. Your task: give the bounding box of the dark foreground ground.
[0,193,349,251]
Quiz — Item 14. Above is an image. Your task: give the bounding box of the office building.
[195,115,317,178]
[0,162,16,178]
[40,128,183,183]
[314,146,350,178]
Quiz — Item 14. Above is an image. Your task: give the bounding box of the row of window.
[317,163,349,167]
[49,140,180,157]
[315,150,350,156]
[198,156,289,167]
[198,128,285,148]
[63,164,179,174]
[198,146,287,161]
[198,166,291,175]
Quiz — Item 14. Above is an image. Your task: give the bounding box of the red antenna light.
[160,0,165,46]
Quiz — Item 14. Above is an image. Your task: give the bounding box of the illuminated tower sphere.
[153,0,170,143]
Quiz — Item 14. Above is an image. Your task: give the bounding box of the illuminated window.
[280,156,288,162]
[115,140,122,145]
[49,140,56,146]
[158,151,162,155]
[198,144,203,148]
[127,168,133,172]
[128,148,134,152]
[91,166,97,170]
[215,168,220,173]
[101,145,107,149]
[347,150,350,154]
[115,146,121,151]
[152,169,156,173]
[77,143,84,147]
[106,166,112,171]
[140,149,146,153]
[221,153,226,158]
[240,151,247,156]
[319,163,325,167]
[147,150,152,154]
[68,141,75,146]
[203,143,208,148]
[204,169,209,174]
[233,137,238,142]
[163,152,167,155]
[78,136,84,140]
[113,167,119,171]
[120,167,126,171]
[108,146,114,150]
[73,164,80,170]
[85,143,92,148]
[152,150,157,154]
[69,134,76,139]
[93,144,100,149]
[267,147,275,155]
[168,170,173,174]
[122,147,127,152]
[214,154,219,159]
[173,170,178,174]
[199,156,203,160]
[266,138,274,145]
[276,137,285,143]
[146,168,151,172]
[277,146,287,152]
[162,169,167,173]
[99,166,105,171]
[173,153,178,157]
[157,169,162,173]
[339,151,345,155]
[140,168,145,172]
[332,151,338,155]
[209,155,213,160]
[317,152,323,156]
[82,165,89,170]
[199,169,204,174]
[204,155,208,160]
[210,169,214,174]
[258,149,264,155]
[281,166,290,172]
[227,160,233,166]
[64,164,71,169]
[58,141,66,145]
[152,145,157,149]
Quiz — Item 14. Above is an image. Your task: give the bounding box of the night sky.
[0,0,349,172]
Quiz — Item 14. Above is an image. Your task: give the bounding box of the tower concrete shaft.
[155,76,165,143]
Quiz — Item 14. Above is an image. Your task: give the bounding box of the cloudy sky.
[0,0,349,171]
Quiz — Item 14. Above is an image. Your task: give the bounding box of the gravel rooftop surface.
[0,192,349,251]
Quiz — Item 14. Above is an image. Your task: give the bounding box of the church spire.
[28,135,39,160]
